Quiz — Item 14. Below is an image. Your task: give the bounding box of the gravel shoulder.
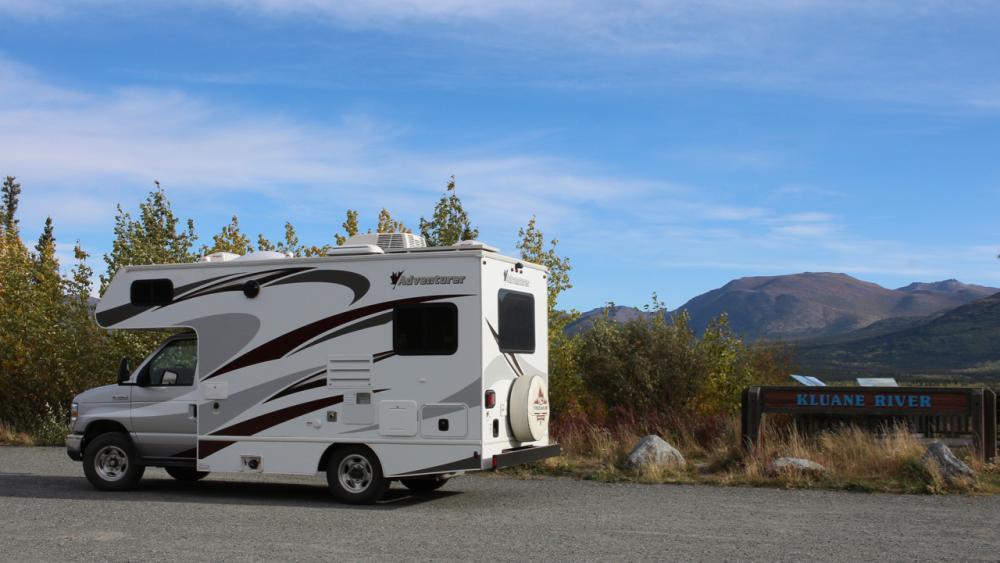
[2,447,999,561]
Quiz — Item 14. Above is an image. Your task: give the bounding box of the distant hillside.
[795,292,1000,381]
[674,273,996,341]
[564,305,658,335]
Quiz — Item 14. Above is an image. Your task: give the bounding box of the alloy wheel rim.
[95,445,129,481]
[337,454,373,493]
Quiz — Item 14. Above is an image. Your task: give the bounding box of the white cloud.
[0,56,680,238]
[4,55,997,307]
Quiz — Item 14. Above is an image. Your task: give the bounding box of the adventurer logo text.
[503,269,530,287]
[391,271,466,289]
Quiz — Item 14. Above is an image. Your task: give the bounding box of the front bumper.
[66,434,83,461]
[491,443,561,470]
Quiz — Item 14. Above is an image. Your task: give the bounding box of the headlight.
[70,402,78,426]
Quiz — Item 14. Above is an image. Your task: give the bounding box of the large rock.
[923,442,975,481]
[627,435,685,469]
[766,457,827,476]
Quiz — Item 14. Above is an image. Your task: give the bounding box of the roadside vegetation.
[513,417,1000,494]
[1,174,996,494]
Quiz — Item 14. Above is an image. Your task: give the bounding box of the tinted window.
[130,279,173,306]
[498,290,535,353]
[144,339,197,386]
[393,303,458,355]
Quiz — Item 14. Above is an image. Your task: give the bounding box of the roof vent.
[344,233,427,252]
[453,240,498,252]
[200,252,240,263]
[232,250,292,262]
[326,244,385,256]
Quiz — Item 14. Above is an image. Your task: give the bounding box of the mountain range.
[566,273,1000,381]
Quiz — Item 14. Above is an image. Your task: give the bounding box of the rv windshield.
[498,290,534,353]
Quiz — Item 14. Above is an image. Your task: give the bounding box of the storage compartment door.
[379,401,418,436]
[420,404,469,438]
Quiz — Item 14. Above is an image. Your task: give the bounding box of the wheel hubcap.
[337,454,373,493]
[95,445,128,482]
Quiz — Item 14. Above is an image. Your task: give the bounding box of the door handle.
[189,404,198,419]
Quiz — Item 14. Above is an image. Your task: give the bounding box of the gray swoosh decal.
[198,365,325,433]
[267,269,370,304]
[95,302,151,327]
[174,267,311,303]
[438,379,481,408]
[289,312,392,356]
[340,423,379,434]
[264,368,327,403]
[186,313,262,377]
[394,455,481,477]
[486,320,523,377]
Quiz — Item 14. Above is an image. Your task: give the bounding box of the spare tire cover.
[508,375,549,442]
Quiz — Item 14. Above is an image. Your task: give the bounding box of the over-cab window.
[498,290,535,353]
[393,303,458,355]
[130,279,173,306]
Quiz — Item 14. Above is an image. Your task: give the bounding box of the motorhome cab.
[67,234,559,503]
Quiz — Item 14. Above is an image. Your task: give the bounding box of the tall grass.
[0,403,69,447]
[538,414,998,494]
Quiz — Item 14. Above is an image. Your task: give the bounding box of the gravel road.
[2,447,999,561]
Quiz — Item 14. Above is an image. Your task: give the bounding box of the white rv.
[67,234,558,503]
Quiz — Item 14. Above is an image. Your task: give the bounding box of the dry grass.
[0,406,68,447]
[0,421,37,446]
[506,416,1000,495]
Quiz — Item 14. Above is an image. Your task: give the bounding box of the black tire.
[82,432,145,491]
[325,445,390,504]
[401,476,449,493]
[165,467,209,482]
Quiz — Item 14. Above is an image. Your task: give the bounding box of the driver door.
[131,337,199,461]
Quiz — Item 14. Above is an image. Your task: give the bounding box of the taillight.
[485,390,496,409]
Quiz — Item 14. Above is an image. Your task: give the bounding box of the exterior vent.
[200,252,240,263]
[344,233,427,252]
[454,240,498,252]
[326,244,385,256]
[232,250,292,262]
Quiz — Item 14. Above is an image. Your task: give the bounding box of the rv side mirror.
[117,357,131,385]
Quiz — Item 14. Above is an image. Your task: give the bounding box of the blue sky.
[2,1,998,311]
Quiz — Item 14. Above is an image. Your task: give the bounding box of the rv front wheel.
[326,446,389,504]
[82,432,145,491]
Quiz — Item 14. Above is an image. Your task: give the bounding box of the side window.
[393,303,458,355]
[130,279,173,306]
[144,339,198,386]
[498,290,535,353]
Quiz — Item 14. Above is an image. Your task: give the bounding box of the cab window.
[143,339,197,386]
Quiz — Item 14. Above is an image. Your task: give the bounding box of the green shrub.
[567,303,791,421]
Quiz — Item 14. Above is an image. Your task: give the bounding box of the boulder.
[766,457,826,476]
[627,435,685,469]
[922,442,975,481]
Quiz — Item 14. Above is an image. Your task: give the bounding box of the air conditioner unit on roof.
[344,233,427,252]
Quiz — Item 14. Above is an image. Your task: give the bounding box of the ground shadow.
[0,472,460,510]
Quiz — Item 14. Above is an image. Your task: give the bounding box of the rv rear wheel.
[165,467,209,481]
[82,432,145,491]
[326,446,390,504]
[401,476,449,493]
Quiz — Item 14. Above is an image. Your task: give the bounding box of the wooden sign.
[741,386,997,461]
